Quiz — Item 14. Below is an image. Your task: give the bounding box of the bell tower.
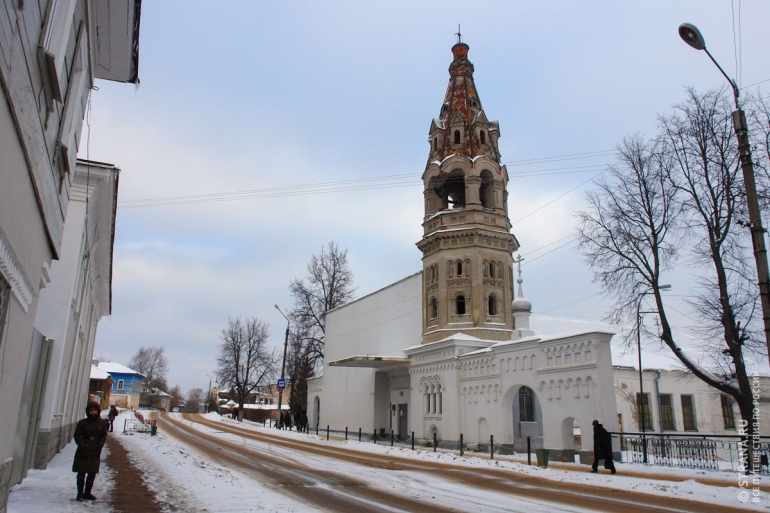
[417,40,519,344]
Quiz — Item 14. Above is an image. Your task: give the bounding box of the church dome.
[512,295,532,313]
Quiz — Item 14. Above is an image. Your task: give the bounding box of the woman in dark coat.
[591,419,616,474]
[72,401,108,501]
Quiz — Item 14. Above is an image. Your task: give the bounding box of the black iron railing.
[612,432,770,473]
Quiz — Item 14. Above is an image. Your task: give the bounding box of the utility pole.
[680,23,770,365]
[275,305,290,429]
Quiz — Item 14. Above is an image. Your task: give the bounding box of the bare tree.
[184,387,205,413]
[289,241,356,367]
[577,88,769,458]
[168,385,185,410]
[128,346,169,393]
[216,317,278,421]
[287,332,314,415]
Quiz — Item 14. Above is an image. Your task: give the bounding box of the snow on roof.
[97,361,145,377]
[90,365,111,380]
[529,313,616,339]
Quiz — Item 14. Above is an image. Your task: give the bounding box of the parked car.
[172,407,180,413]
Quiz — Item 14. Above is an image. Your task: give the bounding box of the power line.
[511,173,603,225]
[119,162,611,209]
[504,149,615,166]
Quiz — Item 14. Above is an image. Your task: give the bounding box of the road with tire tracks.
[152,412,750,513]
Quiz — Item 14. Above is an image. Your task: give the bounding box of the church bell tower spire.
[417,41,520,344]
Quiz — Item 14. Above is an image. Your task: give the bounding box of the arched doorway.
[510,385,543,449]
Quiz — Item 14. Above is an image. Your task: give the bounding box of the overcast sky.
[86,1,770,392]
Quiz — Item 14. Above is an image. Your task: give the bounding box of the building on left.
[0,2,141,510]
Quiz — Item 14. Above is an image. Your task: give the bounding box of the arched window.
[433,137,438,151]
[454,130,461,144]
[488,293,497,316]
[519,386,534,422]
[456,294,466,315]
[480,130,486,144]
[489,262,495,278]
[430,297,438,319]
[457,261,463,276]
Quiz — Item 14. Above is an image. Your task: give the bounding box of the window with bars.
[636,392,652,430]
[681,395,697,431]
[660,394,675,431]
[721,395,736,430]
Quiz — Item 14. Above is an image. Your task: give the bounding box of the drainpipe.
[654,370,663,432]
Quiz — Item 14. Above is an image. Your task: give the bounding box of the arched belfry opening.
[430,170,466,211]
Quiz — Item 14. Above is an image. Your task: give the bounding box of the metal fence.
[613,432,770,473]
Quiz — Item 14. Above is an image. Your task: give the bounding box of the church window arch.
[433,137,438,152]
[437,383,443,414]
[457,261,463,276]
[454,130,461,144]
[482,259,488,277]
[464,259,471,275]
[455,294,466,315]
[447,261,454,278]
[429,297,438,319]
[480,130,486,145]
[519,386,535,422]
[497,262,503,279]
[488,292,498,316]
[480,170,494,208]
[489,261,495,278]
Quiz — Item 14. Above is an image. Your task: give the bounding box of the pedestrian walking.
[107,405,118,432]
[298,411,308,433]
[590,419,616,474]
[72,401,108,501]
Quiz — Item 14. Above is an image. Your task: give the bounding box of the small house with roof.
[88,365,114,410]
[96,361,144,408]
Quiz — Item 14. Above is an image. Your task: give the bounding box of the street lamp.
[679,23,770,366]
[636,284,671,464]
[274,305,290,429]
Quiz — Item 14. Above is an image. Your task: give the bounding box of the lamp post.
[636,284,671,464]
[274,305,290,429]
[679,23,770,366]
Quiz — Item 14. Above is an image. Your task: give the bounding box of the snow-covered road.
[9,411,767,512]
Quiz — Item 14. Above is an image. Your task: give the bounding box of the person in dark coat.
[591,419,616,474]
[107,405,118,432]
[72,401,108,501]
[298,411,308,433]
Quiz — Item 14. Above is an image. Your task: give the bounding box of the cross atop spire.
[455,24,462,44]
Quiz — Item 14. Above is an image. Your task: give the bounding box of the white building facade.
[0,1,139,509]
[32,161,120,470]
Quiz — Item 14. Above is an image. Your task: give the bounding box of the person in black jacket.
[590,419,616,474]
[72,401,108,501]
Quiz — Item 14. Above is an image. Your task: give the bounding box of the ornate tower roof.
[428,42,501,164]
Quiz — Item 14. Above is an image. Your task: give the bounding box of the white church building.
[307,40,620,462]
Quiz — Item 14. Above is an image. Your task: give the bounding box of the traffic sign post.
[277,378,286,391]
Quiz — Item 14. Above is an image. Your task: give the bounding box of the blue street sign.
[277,378,286,391]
